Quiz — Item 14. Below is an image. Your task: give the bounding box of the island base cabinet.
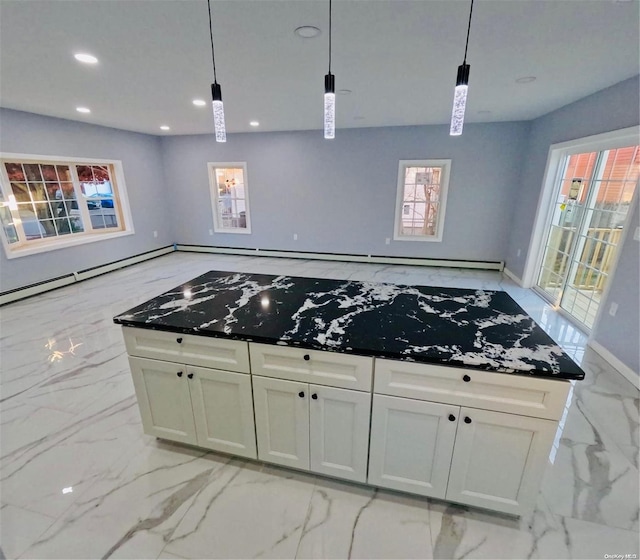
[309,385,371,483]
[129,357,257,458]
[252,376,310,470]
[189,365,257,459]
[252,376,371,483]
[445,408,557,516]
[129,357,198,445]
[368,395,458,499]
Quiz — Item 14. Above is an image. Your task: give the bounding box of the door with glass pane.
[536,146,638,329]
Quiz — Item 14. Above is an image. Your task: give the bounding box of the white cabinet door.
[368,395,458,499]
[446,407,557,516]
[309,385,371,483]
[188,366,257,459]
[252,376,310,470]
[128,357,197,445]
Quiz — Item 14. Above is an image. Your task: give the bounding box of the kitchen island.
[114,270,584,516]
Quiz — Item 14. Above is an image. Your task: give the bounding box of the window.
[393,160,451,242]
[208,162,251,234]
[0,154,133,258]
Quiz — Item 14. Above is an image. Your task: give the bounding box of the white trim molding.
[522,125,640,288]
[588,340,640,390]
[393,159,451,243]
[502,267,523,286]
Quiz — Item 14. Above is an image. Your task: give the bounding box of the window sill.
[212,228,252,235]
[3,229,135,259]
[393,235,443,242]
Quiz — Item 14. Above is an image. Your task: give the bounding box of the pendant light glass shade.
[324,73,335,139]
[211,82,226,143]
[450,0,474,137]
[450,63,469,136]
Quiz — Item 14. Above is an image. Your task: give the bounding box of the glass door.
[536,146,638,330]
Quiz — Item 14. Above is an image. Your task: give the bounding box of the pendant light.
[324,0,335,139]
[207,0,226,142]
[450,0,474,136]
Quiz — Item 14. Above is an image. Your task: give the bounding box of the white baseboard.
[1,246,174,306]
[588,340,640,390]
[502,267,523,286]
[176,245,505,271]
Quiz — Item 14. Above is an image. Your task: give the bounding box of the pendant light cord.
[463,0,474,64]
[328,0,332,73]
[207,0,218,83]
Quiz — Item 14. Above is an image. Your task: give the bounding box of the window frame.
[0,153,134,259]
[393,159,451,242]
[207,162,252,234]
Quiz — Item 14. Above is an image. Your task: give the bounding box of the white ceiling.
[1,0,638,136]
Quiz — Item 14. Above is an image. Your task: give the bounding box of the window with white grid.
[208,163,251,234]
[0,154,133,258]
[393,160,451,242]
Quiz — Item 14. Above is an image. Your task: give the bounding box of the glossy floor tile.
[1,252,638,559]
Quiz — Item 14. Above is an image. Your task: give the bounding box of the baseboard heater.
[0,246,174,306]
[176,244,505,271]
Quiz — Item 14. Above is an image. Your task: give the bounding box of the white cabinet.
[129,356,197,445]
[189,365,257,458]
[252,376,309,470]
[123,327,250,373]
[253,375,371,483]
[129,357,257,459]
[369,359,570,516]
[446,408,557,515]
[250,343,373,391]
[368,394,458,499]
[123,325,571,517]
[309,384,371,482]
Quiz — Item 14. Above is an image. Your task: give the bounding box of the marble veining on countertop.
[113,270,585,380]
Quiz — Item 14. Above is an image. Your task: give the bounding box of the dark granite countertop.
[113,270,585,381]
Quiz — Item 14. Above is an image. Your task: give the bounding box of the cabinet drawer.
[374,359,570,420]
[123,327,250,373]
[249,343,373,391]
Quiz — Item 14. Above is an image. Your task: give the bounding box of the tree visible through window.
[394,160,451,242]
[0,155,132,257]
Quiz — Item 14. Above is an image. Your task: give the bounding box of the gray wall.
[0,108,174,292]
[505,76,640,278]
[161,122,530,262]
[503,75,640,376]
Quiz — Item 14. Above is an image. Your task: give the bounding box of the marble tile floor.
[0,252,638,560]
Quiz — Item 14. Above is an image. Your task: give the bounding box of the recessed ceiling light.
[192,99,206,107]
[295,26,321,38]
[249,121,260,127]
[160,125,170,131]
[76,106,91,113]
[74,53,98,64]
[515,76,536,84]
[338,89,352,95]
